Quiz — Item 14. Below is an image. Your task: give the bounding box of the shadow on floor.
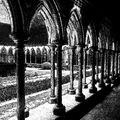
[56,80,120,120]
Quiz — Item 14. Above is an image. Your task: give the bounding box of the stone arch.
[29,0,62,46]
[71,9,85,44]
[85,26,93,48]
[0,0,13,26]
[41,47,47,63]
[8,47,14,63]
[36,48,41,63]
[26,49,30,63]
[98,24,109,49]
[67,10,83,46]
[0,46,7,62]
[4,0,29,40]
[31,48,36,63]
[85,24,95,66]
[67,9,85,66]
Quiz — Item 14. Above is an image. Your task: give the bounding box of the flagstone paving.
[81,85,120,120]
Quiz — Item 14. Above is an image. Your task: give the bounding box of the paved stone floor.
[81,85,120,120]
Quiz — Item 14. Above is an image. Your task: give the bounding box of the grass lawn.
[0,67,71,102]
[0,68,51,88]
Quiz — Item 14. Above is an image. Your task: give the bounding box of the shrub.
[26,63,41,68]
[62,65,69,70]
[40,62,51,70]
[0,75,70,102]
[0,62,16,77]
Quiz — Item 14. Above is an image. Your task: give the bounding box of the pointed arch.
[67,8,84,46]
[26,49,30,63]
[8,47,14,63]
[41,47,47,63]
[0,46,7,62]
[29,0,63,45]
[85,26,93,48]
[31,48,36,63]
[36,48,41,63]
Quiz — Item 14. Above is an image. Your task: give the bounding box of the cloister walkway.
[8,74,120,120]
[81,83,120,120]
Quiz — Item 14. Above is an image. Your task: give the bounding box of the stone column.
[53,44,65,116]
[104,50,107,79]
[83,46,88,88]
[89,46,97,93]
[115,51,118,77]
[49,43,57,103]
[75,44,85,102]
[96,50,100,83]
[110,51,113,75]
[111,50,115,83]
[98,48,105,88]
[68,46,76,94]
[118,54,120,74]
[10,34,29,120]
[30,49,32,63]
[25,52,27,64]
[106,49,111,86]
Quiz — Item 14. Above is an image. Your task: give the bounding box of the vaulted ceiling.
[1,0,120,45]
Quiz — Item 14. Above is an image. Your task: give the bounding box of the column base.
[89,86,97,93]
[106,83,111,88]
[68,88,76,95]
[75,93,85,102]
[98,83,106,88]
[96,78,100,83]
[105,78,111,86]
[83,83,88,89]
[53,104,65,116]
[49,96,57,104]
[17,107,29,118]
[94,79,98,84]
[105,78,110,83]
[111,76,115,83]
[25,107,29,118]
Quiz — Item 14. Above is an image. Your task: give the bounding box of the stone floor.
[81,84,120,120]
[9,76,102,120]
[3,73,117,120]
[9,80,120,120]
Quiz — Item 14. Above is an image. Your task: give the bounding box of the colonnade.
[1,0,120,120]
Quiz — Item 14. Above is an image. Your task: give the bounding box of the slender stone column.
[35,54,37,64]
[99,49,105,88]
[53,44,65,116]
[111,50,115,83]
[30,51,32,63]
[24,51,27,64]
[115,51,118,77]
[89,46,97,93]
[83,47,88,88]
[68,46,76,94]
[118,54,120,74]
[75,44,85,102]
[110,51,113,75]
[96,50,100,83]
[105,49,111,86]
[49,43,57,103]
[104,50,107,79]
